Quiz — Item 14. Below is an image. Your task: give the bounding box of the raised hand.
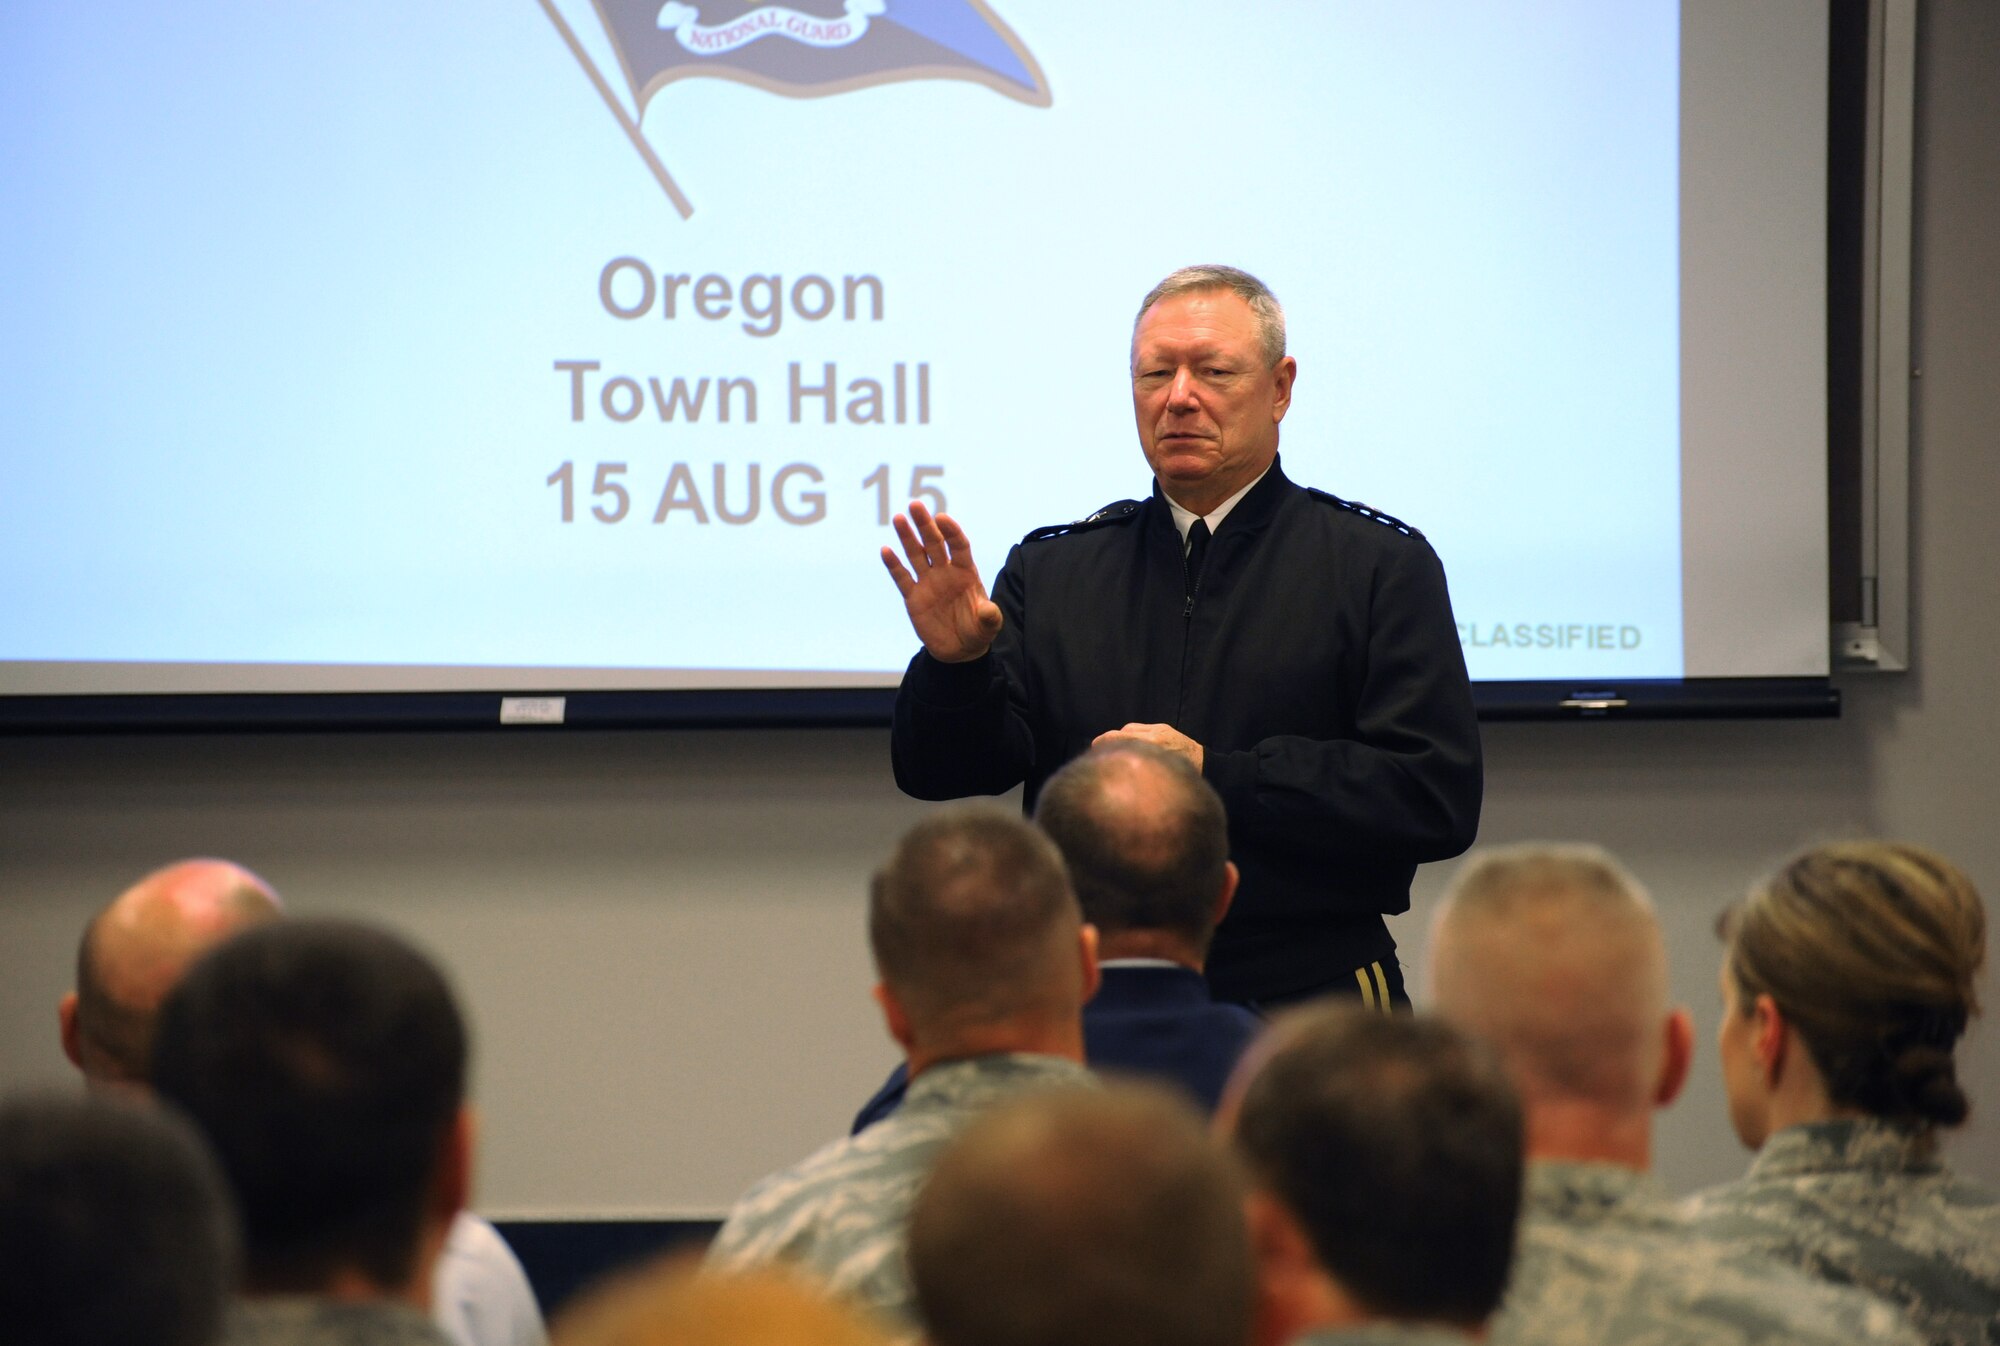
[881,501,1003,663]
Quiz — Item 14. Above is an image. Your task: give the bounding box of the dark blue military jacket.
[891,456,1482,1002]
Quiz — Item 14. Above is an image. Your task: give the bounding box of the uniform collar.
[1165,464,1271,543]
[1747,1118,1941,1180]
[1523,1158,1666,1225]
[1151,454,1293,541]
[223,1298,450,1346]
[1092,963,1211,1009]
[904,1053,1093,1111]
[1288,1325,1479,1346]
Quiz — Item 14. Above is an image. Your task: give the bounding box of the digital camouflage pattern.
[221,1299,457,1346]
[1496,1160,1922,1346]
[1684,1119,2000,1346]
[1292,1326,1483,1346]
[705,1054,1093,1327]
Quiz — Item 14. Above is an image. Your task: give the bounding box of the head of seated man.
[1223,1005,1523,1346]
[1034,740,1235,969]
[867,807,1100,1076]
[706,808,1099,1326]
[152,918,472,1343]
[1428,843,1692,1170]
[59,858,281,1091]
[0,1091,239,1346]
[909,1084,1254,1346]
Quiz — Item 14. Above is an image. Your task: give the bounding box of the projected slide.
[0,0,1685,692]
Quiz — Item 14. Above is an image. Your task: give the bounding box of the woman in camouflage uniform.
[1689,842,1999,1346]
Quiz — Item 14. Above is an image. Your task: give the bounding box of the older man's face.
[1132,289,1296,514]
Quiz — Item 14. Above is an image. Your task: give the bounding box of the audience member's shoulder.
[223,1298,454,1346]
[712,1131,874,1246]
[1018,498,1144,547]
[1505,1225,1916,1346]
[1505,1163,1919,1346]
[710,1110,944,1255]
[1685,1123,2000,1253]
[435,1214,546,1346]
[1682,1138,2000,1346]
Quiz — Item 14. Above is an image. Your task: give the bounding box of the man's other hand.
[1093,723,1204,772]
[881,501,1003,664]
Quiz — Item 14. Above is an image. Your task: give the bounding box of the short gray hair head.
[1132,265,1287,369]
[1430,843,1668,1110]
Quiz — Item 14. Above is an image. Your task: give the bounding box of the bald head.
[1429,845,1668,1113]
[1034,741,1231,951]
[64,859,283,1087]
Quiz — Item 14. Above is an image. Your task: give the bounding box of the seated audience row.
[1429,846,1916,1346]
[4,749,1994,1346]
[51,858,546,1346]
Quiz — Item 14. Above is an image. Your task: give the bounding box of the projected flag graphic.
[544,0,1049,215]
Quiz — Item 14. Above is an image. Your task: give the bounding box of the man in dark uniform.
[880,265,1481,1009]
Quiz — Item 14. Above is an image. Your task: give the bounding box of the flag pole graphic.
[537,0,696,219]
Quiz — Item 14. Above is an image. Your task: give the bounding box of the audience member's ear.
[57,991,84,1071]
[1242,1190,1328,1346]
[1214,862,1240,927]
[1078,923,1102,1003]
[1752,993,1789,1086]
[872,983,915,1052]
[1655,1007,1694,1107]
[435,1105,474,1224]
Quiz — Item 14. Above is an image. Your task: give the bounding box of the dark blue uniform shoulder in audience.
[852,963,1261,1132]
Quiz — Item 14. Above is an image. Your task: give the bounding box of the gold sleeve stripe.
[1371,961,1392,1011]
[1355,965,1377,1010]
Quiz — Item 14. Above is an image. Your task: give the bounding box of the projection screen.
[0,0,1829,713]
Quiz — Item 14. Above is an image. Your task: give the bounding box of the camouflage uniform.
[221,1299,456,1346]
[1684,1119,2000,1346]
[1496,1159,1921,1346]
[706,1053,1093,1327]
[1292,1327,1480,1346]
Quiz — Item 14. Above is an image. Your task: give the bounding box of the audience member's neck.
[1097,928,1206,971]
[905,1014,1085,1079]
[1761,1062,1866,1139]
[244,1232,440,1320]
[1267,1277,1481,1346]
[1523,1098,1654,1172]
[245,1260,431,1314]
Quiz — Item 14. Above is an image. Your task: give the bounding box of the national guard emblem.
[540,0,1050,216]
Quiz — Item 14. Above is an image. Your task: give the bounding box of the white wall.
[3,0,1996,1214]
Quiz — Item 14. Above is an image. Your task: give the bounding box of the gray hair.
[1131,265,1287,368]
[1431,843,1667,1109]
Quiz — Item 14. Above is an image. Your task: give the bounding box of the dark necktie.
[1183,518,1211,611]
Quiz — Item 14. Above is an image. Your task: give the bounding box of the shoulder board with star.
[1305,488,1426,540]
[1022,499,1144,543]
